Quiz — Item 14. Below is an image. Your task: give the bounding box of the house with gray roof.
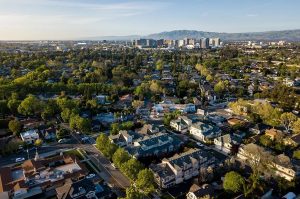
[150,148,216,188]
[125,132,183,159]
[109,130,142,147]
[190,122,221,143]
[214,134,242,154]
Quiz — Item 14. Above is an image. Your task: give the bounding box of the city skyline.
[0,0,300,40]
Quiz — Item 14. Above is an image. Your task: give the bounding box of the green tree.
[56,128,69,139]
[259,135,273,147]
[112,148,130,168]
[156,59,164,70]
[110,123,120,135]
[223,171,245,194]
[292,119,300,134]
[96,134,117,159]
[61,108,72,122]
[214,80,226,95]
[121,186,144,199]
[34,139,43,147]
[7,93,21,114]
[8,119,22,135]
[254,102,281,127]
[293,150,300,160]
[136,169,155,195]
[280,112,297,132]
[18,95,43,116]
[122,158,143,180]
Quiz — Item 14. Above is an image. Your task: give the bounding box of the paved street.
[61,123,131,192]
[70,133,131,190]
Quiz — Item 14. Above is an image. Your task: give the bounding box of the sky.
[0,0,299,40]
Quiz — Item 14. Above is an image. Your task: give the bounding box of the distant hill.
[147,29,300,41]
[84,29,300,41]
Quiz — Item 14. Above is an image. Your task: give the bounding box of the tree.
[8,119,22,135]
[206,74,213,82]
[41,105,55,120]
[56,128,69,139]
[214,81,226,96]
[77,117,91,133]
[110,123,120,135]
[228,99,250,116]
[280,112,297,132]
[61,108,71,122]
[253,102,281,127]
[121,186,144,199]
[259,135,273,147]
[112,148,130,168]
[122,158,143,180]
[96,134,109,151]
[149,80,162,94]
[96,134,117,159]
[223,171,245,193]
[156,59,164,70]
[7,93,21,114]
[132,100,143,109]
[18,95,43,116]
[293,150,300,160]
[136,169,155,195]
[34,139,43,147]
[292,119,300,134]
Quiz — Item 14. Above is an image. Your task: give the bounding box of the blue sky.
[0,0,299,40]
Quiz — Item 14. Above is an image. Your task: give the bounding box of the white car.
[15,157,25,162]
[86,173,96,179]
[111,163,117,169]
[58,139,67,143]
[196,142,204,147]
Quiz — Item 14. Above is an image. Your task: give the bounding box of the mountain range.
[84,29,300,41]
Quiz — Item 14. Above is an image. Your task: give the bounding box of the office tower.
[200,38,209,48]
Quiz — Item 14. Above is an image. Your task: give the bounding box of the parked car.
[111,163,117,169]
[86,173,96,179]
[15,157,25,162]
[196,142,204,147]
[58,138,68,143]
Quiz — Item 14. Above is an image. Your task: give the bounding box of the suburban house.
[237,144,299,182]
[170,116,194,133]
[151,101,196,118]
[20,130,39,144]
[0,153,88,199]
[284,134,300,147]
[214,134,242,154]
[125,132,183,158]
[109,130,142,147]
[56,178,113,199]
[271,154,299,182]
[137,124,163,135]
[249,123,269,135]
[186,184,215,199]
[150,148,215,188]
[265,128,283,140]
[227,118,245,127]
[189,122,221,143]
[95,95,107,105]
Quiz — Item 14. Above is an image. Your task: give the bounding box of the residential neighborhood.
[0,6,300,198]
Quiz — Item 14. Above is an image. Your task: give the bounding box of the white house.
[190,122,221,143]
[20,130,39,144]
[214,134,241,154]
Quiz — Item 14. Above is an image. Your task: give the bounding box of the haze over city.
[0,0,300,40]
